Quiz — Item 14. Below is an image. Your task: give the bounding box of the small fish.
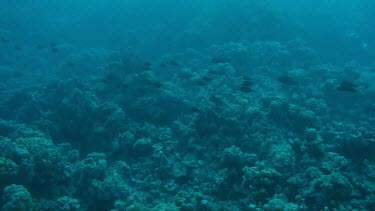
[242,80,253,87]
[51,47,59,53]
[14,45,22,51]
[121,82,129,89]
[208,69,220,75]
[12,71,23,78]
[201,75,212,82]
[211,57,227,64]
[1,37,9,43]
[240,85,253,93]
[66,61,75,67]
[143,62,152,71]
[152,81,163,88]
[159,63,167,68]
[144,78,162,88]
[346,33,359,39]
[196,80,207,86]
[0,68,23,81]
[36,44,45,50]
[136,88,146,94]
[277,75,298,86]
[337,81,358,92]
[169,60,180,66]
[159,60,179,68]
[143,78,154,85]
[240,77,254,93]
[191,107,201,113]
[209,95,223,105]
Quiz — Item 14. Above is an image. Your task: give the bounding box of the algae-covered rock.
[0,157,18,179]
[55,196,81,211]
[132,138,153,156]
[1,184,33,211]
[263,194,300,211]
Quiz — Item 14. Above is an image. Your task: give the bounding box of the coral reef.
[0,30,374,211]
[1,184,33,211]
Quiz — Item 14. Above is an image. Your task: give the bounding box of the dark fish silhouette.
[159,60,179,68]
[209,95,222,105]
[1,37,9,43]
[196,80,207,86]
[51,47,59,53]
[208,69,220,75]
[144,78,163,88]
[0,68,23,81]
[277,75,298,85]
[48,43,60,53]
[159,63,167,68]
[169,59,180,66]
[240,85,253,93]
[240,78,254,93]
[211,57,227,64]
[194,75,213,86]
[201,75,212,82]
[36,44,45,50]
[242,80,253,87]
[152,81,163,88]
[337,81,358,92]
[143,62,152,71]
[191,107,201,113]
[136,88,146,94]
[66,61,75,67]
[14,45,22,51]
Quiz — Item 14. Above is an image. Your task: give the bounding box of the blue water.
[0,1,374,210]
